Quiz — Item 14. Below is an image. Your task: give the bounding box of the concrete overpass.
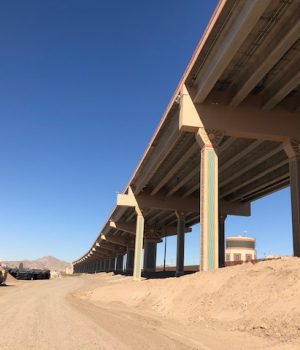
[73,0,300,280]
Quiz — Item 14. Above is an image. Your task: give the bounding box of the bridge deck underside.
[74,0,300,267]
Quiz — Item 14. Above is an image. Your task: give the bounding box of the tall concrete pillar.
[176,212,185,277]
[284,139,300,256]
[116,255,124,273]
[219,215,227,268]
[143,239,157,273]
[126,248,134,274]
[133,213,145,280]
[196,128,221,271]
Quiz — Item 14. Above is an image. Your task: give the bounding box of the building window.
[226,253,230,261]
[246,254,252,262]
[234,254,241,261]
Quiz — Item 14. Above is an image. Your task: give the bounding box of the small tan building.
[225,236,256,263]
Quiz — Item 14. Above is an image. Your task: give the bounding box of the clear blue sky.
[0,1,293,264]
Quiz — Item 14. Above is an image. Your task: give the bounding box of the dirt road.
[0,275,296,350]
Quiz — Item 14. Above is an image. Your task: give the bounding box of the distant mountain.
[3,256,71,272]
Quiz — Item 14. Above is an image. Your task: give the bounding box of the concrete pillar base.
[109,258,115,272]
[219,215,227,268]
[126,248,134,274]
[116,255,124,273]
[143,239,157,273]
[176,212,185,276]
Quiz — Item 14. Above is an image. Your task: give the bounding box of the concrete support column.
[133,212,145,280]
[289,156,300,256]
[176,212,186,277]
[109,258,115,272]
[143,239,157,273]
[219,215,227,268]
[116,187,144,280]
[126,248,134,274]
[116,255,124,273]
[284,139,300,257]
[107,259,111,272]
[196,128,221,271]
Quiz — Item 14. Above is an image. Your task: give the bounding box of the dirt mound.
[78,257,300,344]
[5,272,18,285]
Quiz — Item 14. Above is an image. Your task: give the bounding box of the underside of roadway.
[0,262,299,350]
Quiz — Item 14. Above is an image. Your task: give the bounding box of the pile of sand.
[77,257,300,343]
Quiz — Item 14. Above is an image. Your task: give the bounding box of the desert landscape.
[1,1,300,349]
[2,256,70,272]
[1,258,300,349]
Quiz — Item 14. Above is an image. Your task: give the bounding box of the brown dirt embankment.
[77,257,300,344]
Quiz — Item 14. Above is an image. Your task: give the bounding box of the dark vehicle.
[8,268,19,278]
[7,268,51,280]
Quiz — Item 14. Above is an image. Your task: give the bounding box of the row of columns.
[73,243,157,275]
[75,136,300,280]
[126,136,300,281]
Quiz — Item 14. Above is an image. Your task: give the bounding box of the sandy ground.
[1,258,300,349]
